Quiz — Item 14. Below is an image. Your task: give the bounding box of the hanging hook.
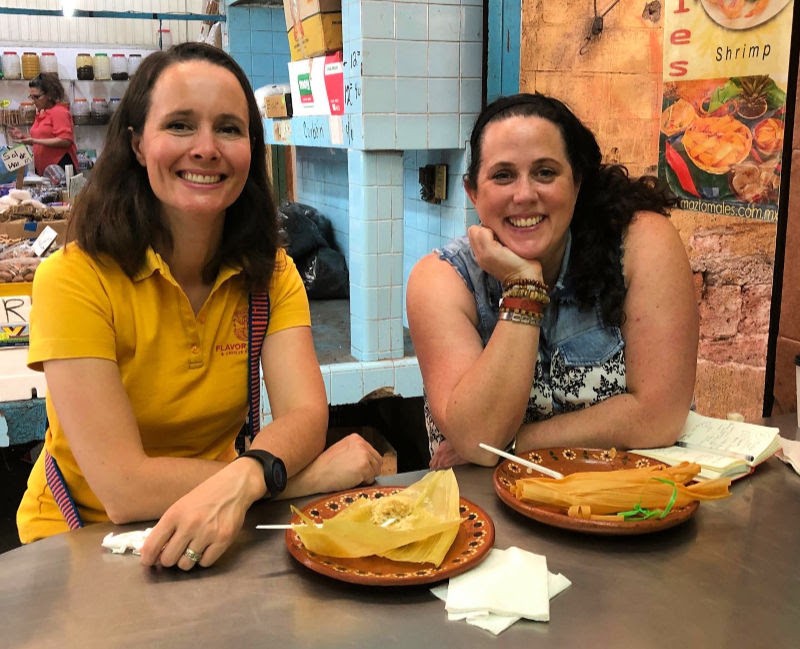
[579,0,621,55]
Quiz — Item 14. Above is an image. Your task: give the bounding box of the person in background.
[406,93,699,469]
[17,42,382,569]
[9,73,79,175]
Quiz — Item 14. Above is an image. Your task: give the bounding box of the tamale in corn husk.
[291,469,461,566]
[512,462,731,518]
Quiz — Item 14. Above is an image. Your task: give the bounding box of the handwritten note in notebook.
[632,411,781,480]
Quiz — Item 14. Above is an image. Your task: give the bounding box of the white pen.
[478,442,564,479]
[674,441,755,463]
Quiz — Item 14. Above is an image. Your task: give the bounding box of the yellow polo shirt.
[18,244,310,542]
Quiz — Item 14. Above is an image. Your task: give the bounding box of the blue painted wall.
[486,0,520,101]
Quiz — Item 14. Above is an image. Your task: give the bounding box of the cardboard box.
[283,0,342,61]
[265,93,293,119]
[0,219,71,247]
[288,51,345,117]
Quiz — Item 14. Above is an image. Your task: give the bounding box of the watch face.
[270,459,287,492]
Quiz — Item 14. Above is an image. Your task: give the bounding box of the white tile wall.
[286,1,485,401]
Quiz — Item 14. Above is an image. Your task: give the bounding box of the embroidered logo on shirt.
[213,306,249,357]
[232,306,248,342]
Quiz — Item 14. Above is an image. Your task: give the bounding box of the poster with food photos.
[659,0,793,221]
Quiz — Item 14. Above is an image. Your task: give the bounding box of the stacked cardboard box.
[283,0,342,62]
[281,1,344,118]
[287,51,345,117]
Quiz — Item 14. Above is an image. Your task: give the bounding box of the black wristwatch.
[237,449,287,499]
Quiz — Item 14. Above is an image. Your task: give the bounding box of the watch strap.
[237,449,287,499]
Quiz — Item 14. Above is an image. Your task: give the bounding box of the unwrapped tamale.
[291,469,462,566]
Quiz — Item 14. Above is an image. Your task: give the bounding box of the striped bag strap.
[44,449,84,530]
[237,290,270,453]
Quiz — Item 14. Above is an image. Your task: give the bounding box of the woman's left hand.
[138,463,256,571]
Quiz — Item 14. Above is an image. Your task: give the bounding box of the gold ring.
[184,547,202,563]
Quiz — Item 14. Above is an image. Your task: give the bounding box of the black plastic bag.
[301,247,349,299]
[278,207,327,261]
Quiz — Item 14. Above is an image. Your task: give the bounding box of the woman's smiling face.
[465,114,580,274]
[130,59,251,226]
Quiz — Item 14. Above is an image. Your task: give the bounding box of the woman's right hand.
[467,224,543,284]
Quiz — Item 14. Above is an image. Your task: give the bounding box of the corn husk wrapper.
[513,462,731,517]
[291,469,462,567]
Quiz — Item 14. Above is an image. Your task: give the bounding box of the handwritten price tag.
[1,144,32,172]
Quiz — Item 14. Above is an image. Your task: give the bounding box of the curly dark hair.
[28,73,67,105]
[465,93,677,326]
[69,42,278,292]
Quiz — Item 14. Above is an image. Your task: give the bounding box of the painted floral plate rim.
[492,447,699,536]
[285,486,495,586]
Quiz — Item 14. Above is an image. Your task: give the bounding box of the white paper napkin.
[430,546,571,635]
[101,528,152,555]
[777,437,800,476]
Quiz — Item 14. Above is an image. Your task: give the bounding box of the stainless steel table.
[2,415,799,649]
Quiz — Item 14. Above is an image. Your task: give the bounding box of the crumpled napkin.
[430,546,571,635]
[101,528,152,555]
[777,436,800,476]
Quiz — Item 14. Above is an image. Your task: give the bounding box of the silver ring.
[184,547,202,563]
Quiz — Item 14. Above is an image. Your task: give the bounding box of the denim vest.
[424,232,627,454]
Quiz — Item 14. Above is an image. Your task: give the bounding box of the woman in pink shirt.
[10,73,78,175]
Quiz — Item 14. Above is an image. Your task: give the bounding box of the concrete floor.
[309,298,415,365]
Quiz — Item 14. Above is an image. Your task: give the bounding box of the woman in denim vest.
[407,93,698,469]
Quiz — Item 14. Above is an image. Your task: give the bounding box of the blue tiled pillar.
[348,150,405,361]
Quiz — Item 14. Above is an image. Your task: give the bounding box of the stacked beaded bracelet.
[498,278,550,327]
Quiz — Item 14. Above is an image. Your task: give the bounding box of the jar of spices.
[90,97,110,124]
[76,53,94,80]
[110,53,128,80]
[40,52,58,76]
[127,53,142,77]
[108,97,121,114]
[21,52,40,80]
[71,97,90,125]
[19,101,36,125]
[93,53,110,80]
[2,51,21,80]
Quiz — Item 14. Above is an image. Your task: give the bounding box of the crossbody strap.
[237,290,271,453]
[44,449,84,530]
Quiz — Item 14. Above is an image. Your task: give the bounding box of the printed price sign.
[1,144,32,172]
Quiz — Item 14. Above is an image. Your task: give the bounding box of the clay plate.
[700,0,791,30]
[493,447,699,536]
[285,486,495,586]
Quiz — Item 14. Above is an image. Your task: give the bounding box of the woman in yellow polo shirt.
[17,42,382,570]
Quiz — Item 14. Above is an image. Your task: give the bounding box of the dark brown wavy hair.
[28,73,67,106]
[70,42,278,292]
[465,93,678,326]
